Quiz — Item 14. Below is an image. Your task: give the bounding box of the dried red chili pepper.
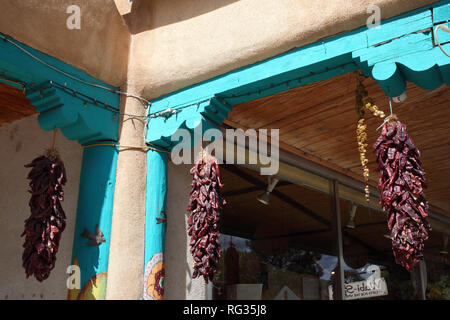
[374,117,431,271]
[187,150,226,283]
[21,150,67,281]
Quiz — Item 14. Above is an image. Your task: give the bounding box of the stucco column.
[105,87,148,299]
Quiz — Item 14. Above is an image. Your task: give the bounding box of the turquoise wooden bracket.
[146,0,449,148]
[0,33,119,145]
[0,34,121,299]
[147,96,232,148]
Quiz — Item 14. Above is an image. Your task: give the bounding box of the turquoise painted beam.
[371,45,450,96]
[67,144,118,300]
[433,3,450,52]
[435,21,450,43]
[0,33,119,144]
[146,97,231,148]
[25,81,119,144]
[145,0,449,148]
[143,149,168,300]
[433,2,450,23]
[0,33,122,299]
[365,8,432,46]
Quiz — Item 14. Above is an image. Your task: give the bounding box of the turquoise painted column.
[143,149,168,300]
[67,144,118,300]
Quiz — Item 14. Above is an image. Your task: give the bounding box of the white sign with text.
[344,277,388,300]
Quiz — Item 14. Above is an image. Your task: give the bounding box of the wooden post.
[331,180,345,300]
[143,149,168,300]
[67,145,118,300]
[416,260,427,300]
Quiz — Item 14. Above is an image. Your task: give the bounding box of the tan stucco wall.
[0,115,83,300]
[0,0,130,87]
[125,0,437,99]
[0,0,437,95]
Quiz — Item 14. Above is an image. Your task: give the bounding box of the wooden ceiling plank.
[221,164,332,227]
[0,82,36,126]
[228,74,450,216]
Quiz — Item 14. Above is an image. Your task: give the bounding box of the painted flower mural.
[143,252,165,300]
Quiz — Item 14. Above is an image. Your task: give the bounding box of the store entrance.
[208,70,450,300]
[211,164,443,300]
[213,163,335,300]
[214,165,336,299]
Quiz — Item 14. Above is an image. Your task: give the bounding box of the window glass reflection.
[213,234,337,300]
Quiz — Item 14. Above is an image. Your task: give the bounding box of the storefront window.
[215,165,448,300]
[424,235,450,300]
[340,199,425,300]
[213,234,336,300]
[213,168,336,300]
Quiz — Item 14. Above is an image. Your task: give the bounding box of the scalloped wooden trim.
[0,34,119,145]
[146,1,449,148]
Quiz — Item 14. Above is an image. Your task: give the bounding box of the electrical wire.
[3,24,446,115]
[0,33,151,107]
[147,98,213,118]
[1,31,447,123]
[145,66,346,118]
[144,63,351,118]
[398,84,447,105]
[27,79,152,121]
[376,83,447,131]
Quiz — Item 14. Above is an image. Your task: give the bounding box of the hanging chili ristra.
[187,150,226,283]
[21,148,67,281]
[373,116,431,271]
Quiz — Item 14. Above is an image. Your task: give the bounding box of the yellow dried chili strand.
[355,77,385,202]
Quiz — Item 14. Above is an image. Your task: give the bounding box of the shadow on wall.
[165,163,189,299]
[0,115,83,299]
[123,0,240,34]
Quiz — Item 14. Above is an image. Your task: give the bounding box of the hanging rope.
[45,129,59,161]
[83,143,170,154]
[51,129,57,150]
[434,24,450,58]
